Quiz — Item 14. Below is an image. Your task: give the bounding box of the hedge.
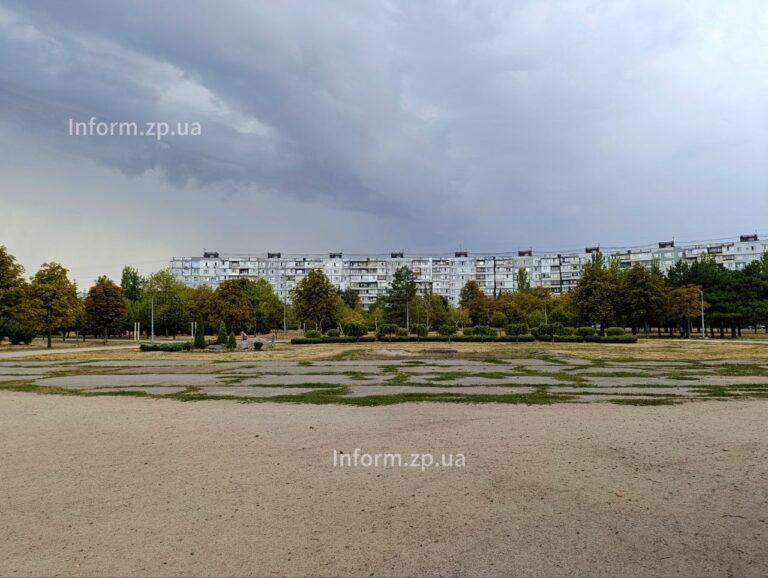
[291,336,377,344]
[140,342,188,352]
[291,334,537,344]
[584,335,638,344]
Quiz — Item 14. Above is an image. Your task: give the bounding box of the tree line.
[2,243,767,347]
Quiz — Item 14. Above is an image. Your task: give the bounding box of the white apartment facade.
[171,234,768,308]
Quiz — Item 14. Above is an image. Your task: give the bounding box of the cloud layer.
[0,1,766,285]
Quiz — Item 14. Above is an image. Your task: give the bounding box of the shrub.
[410,323,428,338]
[552,335,583,343]
[216,321,228,345]
[490,311,508,328]
[585,334,637,344]
[533,323,565,340]
[182,341,193,351]
[326,328,341,338]
[473,325,497,337]
[226,332,237,350]
[305,329,322,339]
[506,323,529,336]
[193,324,206,349]
[253,341,263,351]
[5,321,35,345]
[438,324,457,338]
[462,327,475,336]
[576,326,596,337]
[396,327,409,337]
[606,327,626,336]
[376,323,399,340]
[342,322,368,339]
[140,342,185,352]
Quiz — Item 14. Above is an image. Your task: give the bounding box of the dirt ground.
[1,393,767,577]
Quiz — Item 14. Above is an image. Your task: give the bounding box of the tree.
[666,285,704,338]
[85,277,127,343]
[28,263,79,348]
[571,253,620,333]
[620,264,666,336]
[226,331,237,351]
[120,266,144,302]
[213,279,252,332]
[459,280,491,325]
[138,270,192,337]
[340,287,361,310]
[0,245,26,322]
[217,321,228,344]
[246,278,283,333]
[291,269,338,331]
[384,267,417,328]
[516,268,531,291]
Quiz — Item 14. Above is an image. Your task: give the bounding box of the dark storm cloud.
[0,0,766,257]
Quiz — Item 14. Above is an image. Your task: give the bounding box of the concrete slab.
[200,386,318,397]
[36,374,225,388]
[344,385,537,397]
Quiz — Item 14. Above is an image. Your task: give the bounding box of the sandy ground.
[1,393,767,577]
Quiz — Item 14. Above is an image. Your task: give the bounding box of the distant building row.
[170,234,767,308]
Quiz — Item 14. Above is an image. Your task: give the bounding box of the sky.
[0,0,766,288]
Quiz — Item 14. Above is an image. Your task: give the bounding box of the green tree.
[620,264,666,336]
[213,279,252,332]
[120,266,144,302]
[28,262,79,348]
[291,269,338,331]
[140,270,191,337]
[340,287,361,310]
[384,267,417,328]
[571,253,620,333]
[85,277,128,343]
[516,268,531,291]
[459,280,490,325]
[0,245,26,322]
[217,321,228,344]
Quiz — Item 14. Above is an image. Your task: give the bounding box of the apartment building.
[171,234,768,307]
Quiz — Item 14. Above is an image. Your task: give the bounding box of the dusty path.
[1,393,767,577]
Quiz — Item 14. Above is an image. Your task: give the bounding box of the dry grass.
[7,337,767,363]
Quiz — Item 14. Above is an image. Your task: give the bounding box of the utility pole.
[282,268,287,339]
[699,289,706,338]
[150,295,155,343]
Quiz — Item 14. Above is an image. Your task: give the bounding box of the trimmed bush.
[140,342,186,352]
[462,327,475,336]
[606,327,626,336]
[5,321,35,345]
[326,328,341,338]
[585,335,638,344]
[576,326,596,337]
[533,323,566,340]
[216,322,228,345]
[410,323,428,338]
[253,341,263,351]
[305,329,322,339]
[226,332,237,350]
[552,335,583,343]
[396,327,409,337]
[376,323,399,340]
[291,336,376,345]
[193,324,206,349]
[438,324,457,338]
[473,325,497,337]
[506,323,529,336]
[342,322,368,339]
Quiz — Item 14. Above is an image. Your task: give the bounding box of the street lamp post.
[699,289,706,339]
[151,295,155,343]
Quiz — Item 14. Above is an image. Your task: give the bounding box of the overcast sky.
[1,0,766,287]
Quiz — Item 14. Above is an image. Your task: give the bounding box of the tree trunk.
[47,332,52,349]
[103,327,108,345]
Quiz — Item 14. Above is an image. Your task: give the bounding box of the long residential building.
[171,234,768,308]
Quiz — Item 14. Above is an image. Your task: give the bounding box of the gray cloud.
[0,0,766,285]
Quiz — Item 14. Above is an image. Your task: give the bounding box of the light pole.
[699,289,706,339]
[150,295,155,342]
